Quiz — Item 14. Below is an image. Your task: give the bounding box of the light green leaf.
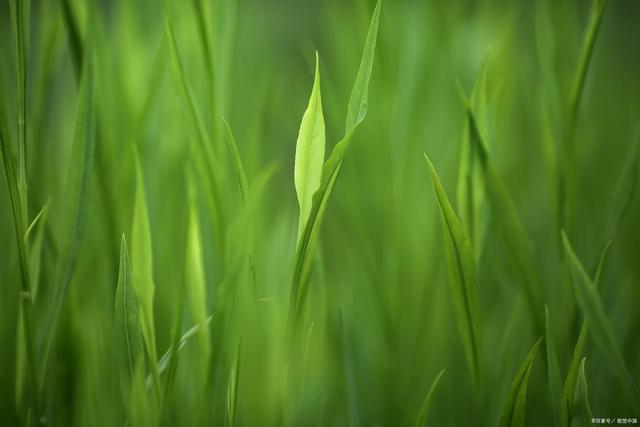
[26,200,50,300]
[424,154,481,384]
[415,369,445,427]
[561,232,637,400]
[499,337,543,427]
[185,174,211,377]
[294,52,325,240]
[226,340,241,427]
[131,152,159,388]
[114,234,144,389]
[345,0,381,133]
[289,0,381,325]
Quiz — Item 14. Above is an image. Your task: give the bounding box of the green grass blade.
[499,337,543,427]
[345,0,381,134]
[41,61,96,394]
[114,235,145,389]
[415,369,445,427]
[185,173,211,378]
[571,358,594,427]
[131,151,160,396]
[568,0,609,133]
[545,306,563,427]
[424,154,481,384]
[26,199,50,300]
[294,52,326,240]
[289,0,381,325]
[222,119,249,204]
[9,0,28,222]
[562,242,610,427]
[561,232,637,399]
[468,109,544,333]
[1,71,39,418]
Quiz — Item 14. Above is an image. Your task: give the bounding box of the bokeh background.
[1,0,640,425]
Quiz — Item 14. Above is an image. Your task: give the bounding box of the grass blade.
[415,369,445,427]
[571,358,594,427]
[562,241,610,427]
[345,0,381,133]
[185,173,211,378]
[226,340,241,427]
[499,337,543,427]
[114,235,145,389]
[468,108,545,333]
[131,152,160,397]
[545,306,563,427]
[561,231,637,400]
[294,52,326,240]
[222,119,249,204]
[424,154,481,384]
[289,0,381,324]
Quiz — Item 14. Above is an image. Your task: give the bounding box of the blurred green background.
[1,0,640,425]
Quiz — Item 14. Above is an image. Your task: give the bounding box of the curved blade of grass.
[131,151,160,397]
[294,52,325,240]
[424,154,481,384]
[468,108,544,333]
[571,358,594,427]
[222,118,249,204]
[562,241,610,427]
[185,173,211,377]
[415,369,445,427]
[567,0,609,134]
[344,0,381,133]
[561,231,638,400]
[147,316,213,389]
[499,337,543,427]
[289,0,380,325]
[114,234,145,389]
[545,306,563,427]
[41,61,96,393]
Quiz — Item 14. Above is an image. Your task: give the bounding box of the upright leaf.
[289,0,381,324]
[562,242,610,427]
[294,52,325,240]
[571,358,594,427]
[415,369,445,427]
[131,153,159,389]
[223,119,249,204]
[114,234,144,390]
[185,174,211,377]
[424,154,481,384]
[468,108,544,333]
[545,306,563,427]
[561,232,637,399]
[499,337,543,427]
[345,0,381,133]
[226,340,241,427]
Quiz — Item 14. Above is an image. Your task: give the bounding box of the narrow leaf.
[223,118,249,204]
[226,340,241,427]
[561,231,637,398]
[114,234,145,387]
[416,369,445,427]
[499,337,543,427]
[571,358,594,427]
[424,154,481,384]
[294,52,325,240]
[289,0,381,325]
[345,0,381,133]
[545,306,563,427]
